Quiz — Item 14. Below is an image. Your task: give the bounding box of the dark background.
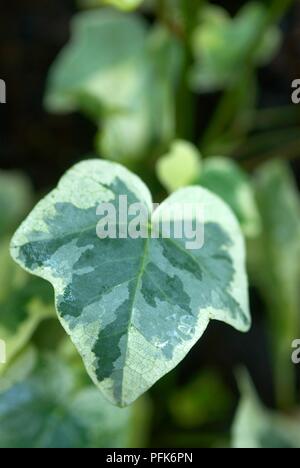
[1,0,300,446]
[1,0,300,190]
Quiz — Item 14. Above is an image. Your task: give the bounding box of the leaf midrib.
[119,233,150,406]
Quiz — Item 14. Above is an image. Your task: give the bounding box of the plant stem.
[267,0,294,23]
[201,0,294,152]
[180,0,201,38]
[272,299,299,411]
[176,0,205,140]
[156,0,185,40]
[274,343,296,411]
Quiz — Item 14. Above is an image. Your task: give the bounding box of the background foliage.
[0,0,300,448]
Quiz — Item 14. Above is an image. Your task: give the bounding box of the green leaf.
[45,10,147,113]
[197,157,261,238]
[80,0,143,10]
[0,348,134,448]
[0,171,52,368]
[250,160,300,317]
[11,159,250,406]
[0,238,55,368]
[0,170,33,238]
[156,141,260,238]
[190,3,281,92]
[232,372,300,448]
[45,10,182,162]
[96,26,181,162]
[156,140,201,193]
[249,160,300,407]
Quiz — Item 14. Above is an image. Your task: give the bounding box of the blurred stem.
[180,0,201,37]
[267,0,294,22]
[271,299,299,411]
[274,343,296,411]
[201,0,294,152]
[236,127,300,167]
[156,0,185,39]
[201,78,247,154]
[176,0,205,140]
[201,70,258,158]
[252,106,300,131]
[156,0,166,30]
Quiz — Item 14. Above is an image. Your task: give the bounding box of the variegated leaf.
[248,161,300,406]
[45,10,182,162]
[232,372,300,448]
[191,3,281,92]
[0,348,134,448]
[250,160,300,319]
[11,160,250,406]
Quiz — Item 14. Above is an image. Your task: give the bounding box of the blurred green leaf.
[249,160,300,408]
[156,141,260,237]
[169,370,234,429]
[250,161,300,313]
[97,26,182,163]
[0,238,55,369]
[0,171,54,368]
[197,157,261,238]
[232,372,300,448]
[190,3,281,92]
[80,0,143,10]
[0,348,135,448]
[45,9,182,163]
[45,10,147,114]
[0,347,37,392]
[156,140,201,192]
[0,170,33,238]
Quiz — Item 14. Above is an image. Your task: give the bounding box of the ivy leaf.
[232,372,300,448]
[248,161,300,405]
[11,159,250,406]
[45,10,182,162]
[250,161,300,318]
[0,172,52,368]
[0,348,134,448]
[45,10,147,114]
[190,3,281,92]
[0,238,55,369]
[156,140,201,193]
